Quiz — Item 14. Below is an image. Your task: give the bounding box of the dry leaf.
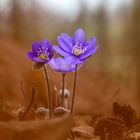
[72,125,94,138]
[125,132,140,140]
[74,137,100,140]
[0,115,73,140]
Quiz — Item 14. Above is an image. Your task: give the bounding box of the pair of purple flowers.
[27,28,98,117]
[27,28,97,72]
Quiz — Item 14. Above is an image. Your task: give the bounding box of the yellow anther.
[73,48,82,56]
[39,53,46,60]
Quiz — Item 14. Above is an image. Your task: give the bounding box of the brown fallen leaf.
[0,115,73,140]
[125,132,140,140]
[74,137,100,140]
[72,125,95,138]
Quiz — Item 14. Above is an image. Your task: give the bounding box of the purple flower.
[48,57,83,73]
[27,39,53,63]
[54,28,97,64]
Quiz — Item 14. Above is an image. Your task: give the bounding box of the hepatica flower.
[27,39,53,64]
[27,39,54,117]
[49,57,82,73]
[54,28,97,64]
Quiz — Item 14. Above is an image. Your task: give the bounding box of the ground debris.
[124,132,140,140]
[94,117,126,140]
[113,102,137,128]
[0,115,73,140]
[74,137,100,140]
[72,125,95,138]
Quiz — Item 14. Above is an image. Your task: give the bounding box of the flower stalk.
[43,66,53,118]
[70,64,78,115]
[62,73,66,107]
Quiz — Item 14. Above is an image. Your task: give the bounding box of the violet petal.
[73,28,86,44]
[27,52,36,61]
[32,41,41,53]
[79,47,97,60]
[53,45,70,57]
[58,33,73,51]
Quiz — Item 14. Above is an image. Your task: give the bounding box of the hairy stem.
[70,64,78,115]
[64,99,68,109]
[62,73,66,107]
[43,66,53,118]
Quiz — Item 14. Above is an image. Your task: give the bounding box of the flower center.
[38,53,49,60]
[72,42,87,56]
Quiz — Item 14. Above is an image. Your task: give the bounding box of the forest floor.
[0,39,140,140]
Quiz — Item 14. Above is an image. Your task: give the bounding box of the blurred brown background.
[0,0,140,114]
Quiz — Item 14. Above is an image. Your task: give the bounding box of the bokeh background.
[0,0,140,114]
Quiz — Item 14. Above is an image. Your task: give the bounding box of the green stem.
[62,73,66,107]
[43,66,53,118]
[70,64,78,115]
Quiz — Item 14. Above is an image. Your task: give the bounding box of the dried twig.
[20,81,42,119]
[31,108,42,120]
[20,81,28,101]
[19,86,36,120]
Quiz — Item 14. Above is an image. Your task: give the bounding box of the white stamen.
[72,42,87,56]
